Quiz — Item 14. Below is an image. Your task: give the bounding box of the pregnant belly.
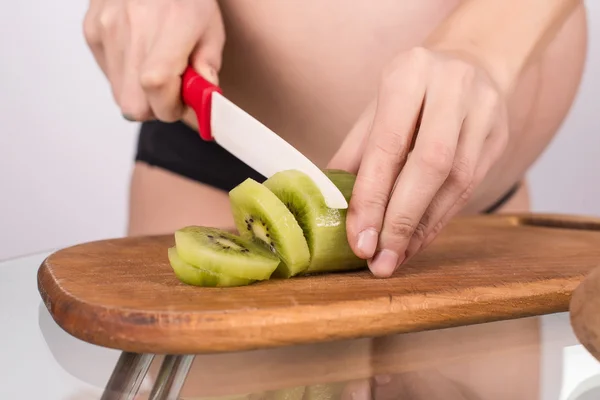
[216,0,588,174]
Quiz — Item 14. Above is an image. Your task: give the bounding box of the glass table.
[3,251,600,400]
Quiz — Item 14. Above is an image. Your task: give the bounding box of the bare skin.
[126,0,587,239]
[84,2,589,397]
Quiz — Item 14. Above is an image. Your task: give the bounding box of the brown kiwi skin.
[168,246,255,287]
[174,226,281,281]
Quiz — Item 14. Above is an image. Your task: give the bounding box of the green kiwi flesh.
[174,226,280,281]
[263,169,366,274]
[168,247,254,287]
[229,178,311,278]
[267,386,306,400]
[184,386,311,400]
[302,383,345,400]
[183,395,263,400]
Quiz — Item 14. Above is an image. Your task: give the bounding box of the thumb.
[181,4,225,131]
[189,5,225,86]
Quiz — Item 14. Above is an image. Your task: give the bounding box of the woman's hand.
[329,47,510,278]
[83,0,225,123]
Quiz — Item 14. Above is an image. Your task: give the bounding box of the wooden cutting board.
[570,261,600,362]
[37,213,600,355]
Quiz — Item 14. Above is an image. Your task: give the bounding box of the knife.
[180,66,348,210]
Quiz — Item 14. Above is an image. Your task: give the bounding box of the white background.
[1,1,598,261]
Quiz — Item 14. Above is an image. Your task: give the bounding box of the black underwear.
[135,120,519,214]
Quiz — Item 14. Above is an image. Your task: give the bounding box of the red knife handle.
[181,66,222,141]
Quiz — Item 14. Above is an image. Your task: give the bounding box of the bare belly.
[128,0,587,235]
[217,0,587,166]
[217,0,467,166]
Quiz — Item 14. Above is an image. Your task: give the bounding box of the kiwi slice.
[174,226,281,281]
[181,395,263,400]
[303,383,345,400]
[265,386,306,400]
[229,178,311,278]
[263,169,366,274]
[168,247,254,287]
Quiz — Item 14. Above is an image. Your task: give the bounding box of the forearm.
[425,0,583,94]
[421,0,584,214]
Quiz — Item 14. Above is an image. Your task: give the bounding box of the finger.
[188,4,226,86]
[183,4,226,125]
[140,2,224,122]
[341,379,372,400]
[120,35,155,121]
[373,370,470,399]
[347,57,428,260]
[327,100,377,174]
[420,109,509,251]
[370,65,469,278]
[404,85,500,259]
[118,3,156,121]
[82,0,107,76]
[99,7,127,106]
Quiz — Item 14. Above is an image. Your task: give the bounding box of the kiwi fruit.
[181,395,263,400]
[302,383,345,400]
[263,169,366,274]
[167,247,254,287]
[265,386,306,400]
[174,226,281,281]
[229,178,311,278]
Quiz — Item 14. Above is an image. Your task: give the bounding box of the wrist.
[423,0,582,95]
[425,40,513,96]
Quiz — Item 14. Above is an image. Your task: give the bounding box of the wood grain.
[570,263,600,362]
[37,213,600,354]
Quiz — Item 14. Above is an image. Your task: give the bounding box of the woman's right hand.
[83,0,225,123]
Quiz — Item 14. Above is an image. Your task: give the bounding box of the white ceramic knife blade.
[209,92,348,209]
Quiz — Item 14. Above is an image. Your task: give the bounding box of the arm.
[425,0,583,94]
[83,0,224,123]
[425,0,585,214]
[328,0,585,278]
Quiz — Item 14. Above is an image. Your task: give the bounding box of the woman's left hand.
[328,46,510,278]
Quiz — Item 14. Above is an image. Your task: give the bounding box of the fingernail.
[351,386,371,400]
[369,249,400,278]
[122,113,136,122]
[357,228,378,258]
[341,380,371,400]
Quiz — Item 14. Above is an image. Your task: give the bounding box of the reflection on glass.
[39,300,597,400]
